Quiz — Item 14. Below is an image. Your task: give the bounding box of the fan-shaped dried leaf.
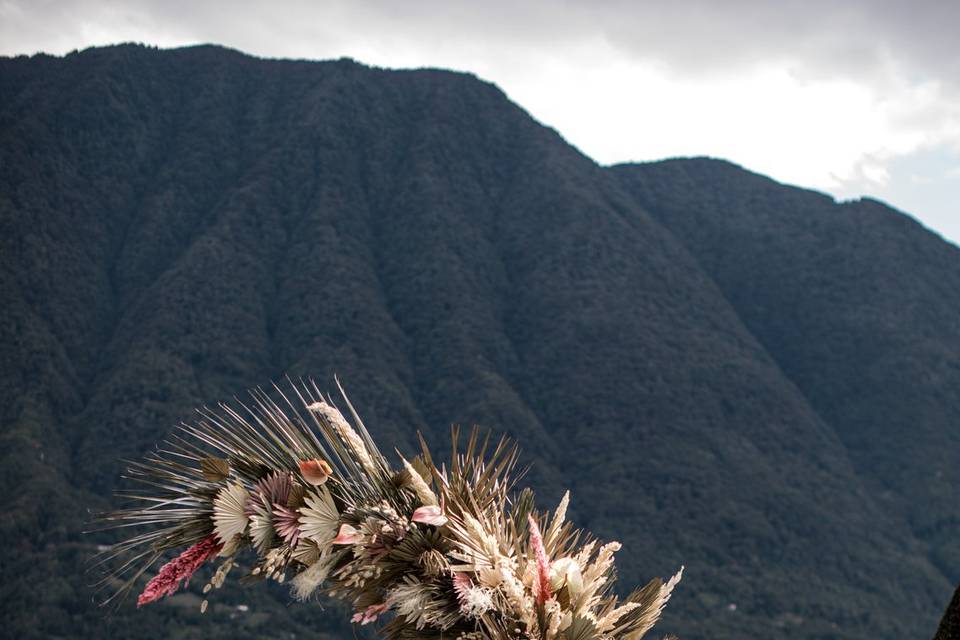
[201,456,231,482]
[298,488,339,546]
[212,482,249,544]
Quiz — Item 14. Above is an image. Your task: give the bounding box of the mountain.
[612,158,960,583]
[1,44,957,639]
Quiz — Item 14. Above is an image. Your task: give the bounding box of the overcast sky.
[2,0,958,245]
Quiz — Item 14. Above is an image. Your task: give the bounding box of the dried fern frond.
[97,378,682,639]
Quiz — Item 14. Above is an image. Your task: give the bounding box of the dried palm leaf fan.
[98,379,682,639]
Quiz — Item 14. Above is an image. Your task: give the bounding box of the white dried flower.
[212,482,249,545]
[289,552,339,601]
[401,457,438,506]
[307,401,378,476]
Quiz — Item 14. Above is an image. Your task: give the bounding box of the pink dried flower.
[298,459,333,485]
[332,523,360,545]
[244,471,293,517]
[527,514,552,606]
[137,535,222,607]
[351,602,389,624]
[411,505,448,526]
[452,572,494,619]
[273,503,301,547]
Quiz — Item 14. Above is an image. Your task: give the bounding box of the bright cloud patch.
[1,0,956,243]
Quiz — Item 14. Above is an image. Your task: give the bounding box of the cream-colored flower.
[548,556,583,596]
[298,488,339,547]
[212,482,249,545]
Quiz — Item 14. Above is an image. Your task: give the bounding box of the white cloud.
[1,0,957,243]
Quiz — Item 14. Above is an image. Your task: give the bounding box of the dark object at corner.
[936,586,960,639]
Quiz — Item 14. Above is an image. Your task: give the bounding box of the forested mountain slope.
[614,157,960,585]
[1,44,956,639]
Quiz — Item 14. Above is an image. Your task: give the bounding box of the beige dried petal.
[217,533,243,558]
[292,538,321,566]
[298,488,339,547]
[400,457,438,506]
[249,498,275,554]
[307,401,378,475]
[212,482,249,545]
[201,457,230,482]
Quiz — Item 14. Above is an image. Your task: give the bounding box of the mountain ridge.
[1,43,957,639]
[613,156,960,582]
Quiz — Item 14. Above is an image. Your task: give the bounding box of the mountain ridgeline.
[2,44,958,639]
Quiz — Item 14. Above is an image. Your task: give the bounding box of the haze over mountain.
[1,44,958,639]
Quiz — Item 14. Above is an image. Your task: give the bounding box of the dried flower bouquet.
[99,380,681,640]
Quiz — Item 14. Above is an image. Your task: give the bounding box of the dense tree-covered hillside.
[613,158,960,585]
[1,44,956,639]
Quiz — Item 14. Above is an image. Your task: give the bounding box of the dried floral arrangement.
[99,380,682,640]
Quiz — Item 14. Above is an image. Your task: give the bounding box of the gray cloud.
[4,1,958,77]
[1,0,956,241]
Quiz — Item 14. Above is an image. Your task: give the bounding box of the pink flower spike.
[411,505,448,526]
[352,602,389,625]
[332,523,359,545]
[527,514,552,606]
[137,535,222,607]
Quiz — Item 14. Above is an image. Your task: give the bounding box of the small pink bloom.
[332,523,359,545]
[244,471,293,517]
[273,503,301,547]
[411,505,448,526]
[137,535,222,607]
[351,602,389,625]
[298,459,333,485]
